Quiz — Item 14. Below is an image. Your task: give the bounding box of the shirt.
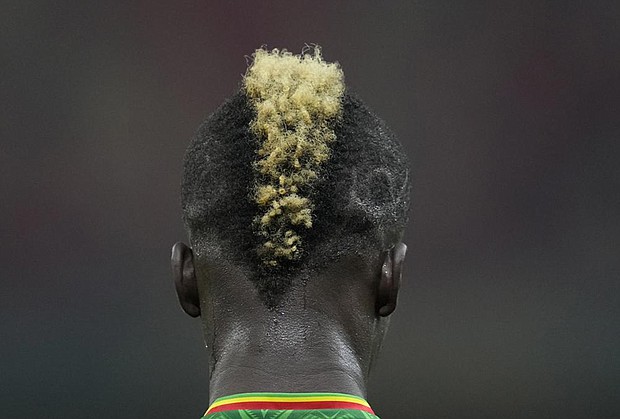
[202,392,380,419]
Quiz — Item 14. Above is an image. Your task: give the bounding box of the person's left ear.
[171,242,201,317]
[376,242,407,317]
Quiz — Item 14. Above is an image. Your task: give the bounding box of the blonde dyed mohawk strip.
[243,46,345,266]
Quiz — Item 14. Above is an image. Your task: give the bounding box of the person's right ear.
[171,242,201,317]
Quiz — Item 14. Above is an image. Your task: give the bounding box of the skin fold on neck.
[206,313,369,403]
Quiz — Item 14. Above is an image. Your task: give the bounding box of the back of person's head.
[172,48,411,399]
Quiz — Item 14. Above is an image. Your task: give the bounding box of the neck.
[207,316,368,403]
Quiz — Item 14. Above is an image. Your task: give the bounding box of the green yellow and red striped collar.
[204,392,374,416]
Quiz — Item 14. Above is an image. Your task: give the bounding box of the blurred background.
[2,1,619,418]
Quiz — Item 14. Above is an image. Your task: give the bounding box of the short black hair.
[182,90,411,306]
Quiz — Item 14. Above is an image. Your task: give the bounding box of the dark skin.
[172,241,407,403]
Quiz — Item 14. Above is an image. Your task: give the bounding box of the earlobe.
[171,242,201,317]
[376,242,407,317]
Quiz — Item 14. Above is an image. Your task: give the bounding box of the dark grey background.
[2,2,619,418]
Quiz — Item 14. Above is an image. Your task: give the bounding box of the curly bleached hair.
[246,48,345,266]
[182,46,411,306]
